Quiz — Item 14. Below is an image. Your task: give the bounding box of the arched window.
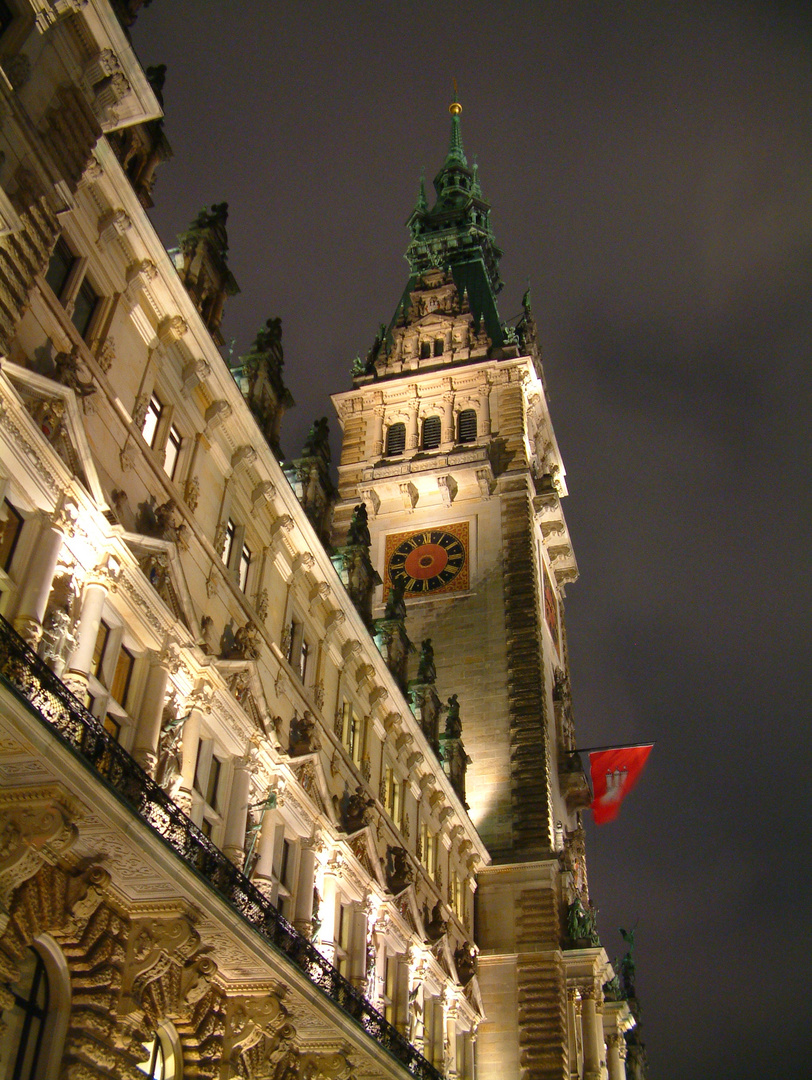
[422,415,441,451]
[137,1023,181,1079]
[433,337,444,357]
[458,409,477,444]
[385,422,406,456]
[3,946,49,1080]
[419,341,431,360]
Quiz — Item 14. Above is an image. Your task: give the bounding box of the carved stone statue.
[454,941,477,985]
[423,900,446,943]
[384,845,413,895]
[416,639,436,684]
[346,503,371,547]
[288,711,316,756]
[384,580,407,621]
[619,926,637,998]
[198,615,217,655]
[565,893,600,947]
[54,344,95,397]
[155,712,186,798]
[303,416,330,459]
[229,621,261,661]
[341,784,374,834]
[444,694,462,738]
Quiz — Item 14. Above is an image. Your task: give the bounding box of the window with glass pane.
[458,409,477,443]
[384,766,402,829]
[142,394,163,448]
[336,904,351,976]
[72,276,99,339]
[5,947,49,1080]
[137,1030,177,1079]
[103,714,121,741]
[110,645,134,706]
[222,518,235,565]
[422,415,441,450]
[0,500,23,571]
[433,337,444,356]
[385,422,406,456]
[383,953,401,1026]
[44,238,75,299]
[164,424,181,479]
[341,701,365,766]
[92,621,110,680]
[238,541,251,591]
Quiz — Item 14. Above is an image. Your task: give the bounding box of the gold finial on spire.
[449,77,462,116]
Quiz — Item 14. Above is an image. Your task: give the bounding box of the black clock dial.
[387,530,466,593]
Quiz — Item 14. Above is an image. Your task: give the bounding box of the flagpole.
[576,741,655,754]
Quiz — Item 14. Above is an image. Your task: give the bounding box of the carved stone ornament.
[0,789,80,930]
[157,315,188,347]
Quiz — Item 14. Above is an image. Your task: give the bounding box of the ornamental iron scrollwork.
[0,614,441,1080]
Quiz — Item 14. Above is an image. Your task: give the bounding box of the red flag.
[589,744,653,825]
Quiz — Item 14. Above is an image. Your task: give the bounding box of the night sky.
[131,4,812,1077]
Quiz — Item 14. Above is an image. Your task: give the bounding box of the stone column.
[318,863,340,964]
[222,750,254,868]
[442,988,459,1079]
[293,840,318,938]
[567,987,582,1076]
[253,813,282,901]
[178,685,212,814]
[131,647,174,775]
[348,901,368,989]
[442,393,455,446]
[371,406,385,457]
[407,946,426,1054]
[64,574,109,684]
[406,402,419,450]
[581,984,603,1080]
[14,510,70,646]
[606,1033,627,1080]
[481,383,492,436]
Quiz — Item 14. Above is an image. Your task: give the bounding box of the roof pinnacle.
[446,81,466,166]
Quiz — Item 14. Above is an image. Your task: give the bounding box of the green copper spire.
[446,94,467,167]
[400,99,504,346]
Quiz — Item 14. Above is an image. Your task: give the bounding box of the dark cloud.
[132,4,812,1077]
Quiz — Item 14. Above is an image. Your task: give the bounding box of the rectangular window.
[279,838,291,887]
[142,394,163,448]
[238,540,251,592]
[451,870,463,919]
[44,238,75,299]
[72,275,99,339]
[222,517,236,566]
[420,820,437,878]
[103,714,121,741]
[384,766,402,830]
[0,501,23,572]
[164,423,182,479]
[384,954,397,1026]
[109,645,134,707]
[298,639,309,682]
[205,756,221,810]
[92,620,111,681]
[336,903,351,977]
[341,701,365,767]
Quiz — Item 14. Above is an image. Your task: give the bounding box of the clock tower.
[332,102,610,1079]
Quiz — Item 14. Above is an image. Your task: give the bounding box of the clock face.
[385,524,469,596]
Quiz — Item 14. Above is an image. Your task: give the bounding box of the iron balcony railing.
[0,614,441,1080]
